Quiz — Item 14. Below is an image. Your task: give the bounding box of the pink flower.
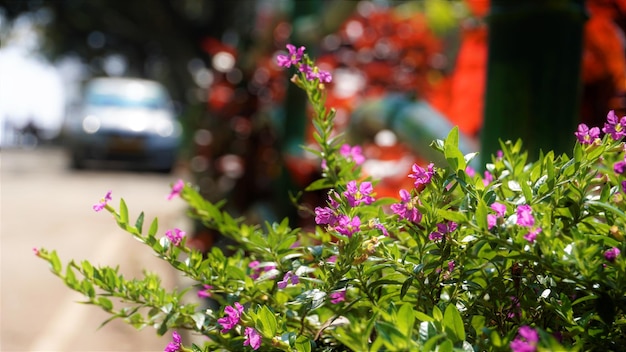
[390,189,422,223]
[92,190,112,212]
[335,215,360,237]
[165,228,185,246]
[465,165,476,177]
[277,271,299,289]
[197,284,213,298]
[510,326,538,352]
[483,170,494,186]
[604,247,621,263]
[315,206,338,226]
[343,180,375,207]
[491,202,506,217]
[167,179,184,200]
[516,205,535,227]
[33,247,40,256]
[340,144,365,165]
[248,261,277,280]
[243,327,261,350]
[602,110,626,140]
[276,44,305,68]
[615,159,626,174]
[409,163,434,189]
[217,302,244,333]
[164,331,182,352]
[329,290,346,304]
[447,260,455,272]
[523,228,541,243]
[575,123,601,144]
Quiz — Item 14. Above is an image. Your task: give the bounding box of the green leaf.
[98,297,113,311]
[375,321,408,350]
[437,209,467,224]
[148,217,159,237]
[256,306,277,338]
[295,336,312,352]
[442,304,465,342]
[135,212,144,233]
[475,199,488,230]
[49,250,62,274]
[443,127,466,172]
[396,303,416,336]
[119,198,129,223]
[305,178,334,192]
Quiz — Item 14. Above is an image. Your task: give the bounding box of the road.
[1,146,194,351]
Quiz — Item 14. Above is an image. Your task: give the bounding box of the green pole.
[480,0,587,164]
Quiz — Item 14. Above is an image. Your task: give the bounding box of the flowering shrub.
[35,46,626,352]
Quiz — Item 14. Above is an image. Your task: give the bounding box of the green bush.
[36,45,626,352]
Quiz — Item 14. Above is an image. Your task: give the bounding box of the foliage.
[35,47,626,352]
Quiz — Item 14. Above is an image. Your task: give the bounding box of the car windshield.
[85,80,170,110]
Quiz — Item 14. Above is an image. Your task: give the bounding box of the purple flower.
[507,296,521,319]
[615,159,626,174]
[218,302,244,333]
[622,180,626,194]
[447,260,455,272]
[340,144,365,165]
[483,170,494,186]
[510,326,538,352]
[465,165,476,177]
[248,261,276,280]
[276,44,305,68]
[92,190,112,212]
[335,215,360,237]
[243,327,261,350]
[409,163,434,189]
[516,205,535,227]
[165,228,185,246]
[575,123,602,145]
[315,206,338,225]
[491,202,506,217]
[329,290,346,304]
[167,179,184,200]
[523,227,541,243]
[603,110,626,140]
[344,180,375,207]
[604,247,621,262]
[197,284,213,298]
[390,189,422,223]
[487,214,498,230]
[317,69,333,83]
[429,221,457,242]
[164,331,182,352]
[277,271,299,289]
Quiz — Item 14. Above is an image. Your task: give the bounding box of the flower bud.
[610,225,624,241]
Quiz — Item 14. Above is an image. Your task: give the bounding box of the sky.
[0,10,71,145]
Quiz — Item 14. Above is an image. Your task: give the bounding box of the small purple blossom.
[315,206,338,225]
[615,159,626,174]
[167,179,184,200]
[575,123,602,145]
[622,180,626,194]
[243,327,261,350]
[340,144,366,165]
[344,180,375,207]
[276,44,305,68]
[428,221,457,242]
[335,215,360,237]
[465,165,476,177]
[447,260,455,272]
[92,190,112,212]
[516,205,535,227]
[217,302,244,333]
[491,202,506,217]
[604,247,621,262]
[507,296,521,319]
[487,214,498,230]
[197,284,213,298]
[510,326,539,352]
[317,69,333,83]
[483,170,494,186]
[409,163,435,189]
[165,228,186,246]
[524,227,541,243]
[369,218,390,236]
[329,290,346,304]
[602,110,626,140]
[277,271,299,289]
[390,189,422,223]
[248,261,276,280]
[164,331,182,352]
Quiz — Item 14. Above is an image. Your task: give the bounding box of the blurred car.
[63,77,182,172]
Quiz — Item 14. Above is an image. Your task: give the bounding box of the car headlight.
[82,115,101,134]
[155,120,175,137]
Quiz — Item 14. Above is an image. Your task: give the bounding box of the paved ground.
[1,146,195,351]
